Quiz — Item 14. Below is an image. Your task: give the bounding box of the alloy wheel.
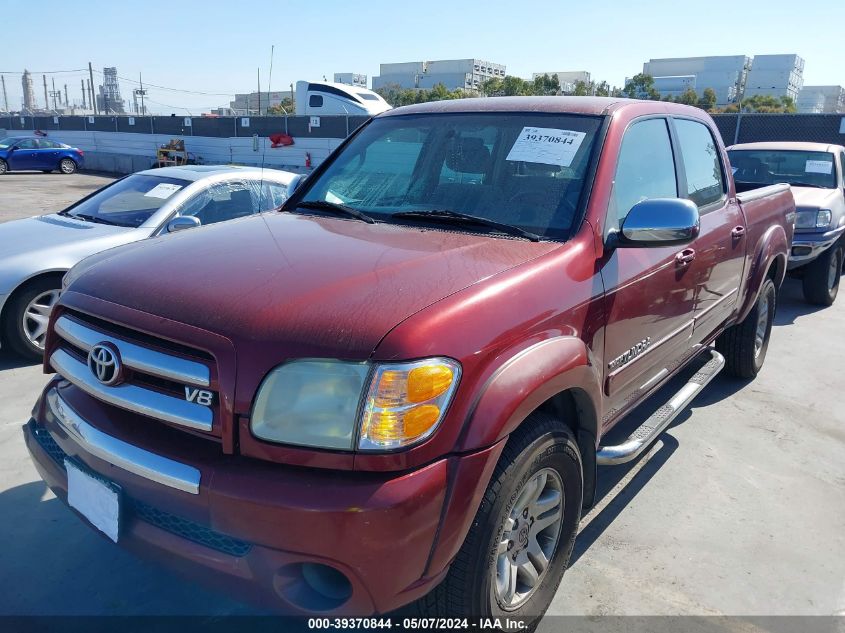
[22,289,60,350]
[493,467,564,610]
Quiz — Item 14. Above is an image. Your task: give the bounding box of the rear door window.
[610,118,678,225]
[674,119,725,207]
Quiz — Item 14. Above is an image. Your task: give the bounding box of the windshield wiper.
[392,209,541,242]
[71,213,121,226]
[295,200,375,224]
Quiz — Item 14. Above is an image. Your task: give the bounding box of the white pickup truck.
[728,142,845,305]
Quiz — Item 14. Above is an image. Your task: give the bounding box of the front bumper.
[788,226,845,269]
[24,381,502,615]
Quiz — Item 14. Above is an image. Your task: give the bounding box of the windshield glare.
[297,113,603,239]
[65,174,190,227]
[728,149,837,189]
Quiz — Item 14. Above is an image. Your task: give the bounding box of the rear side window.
[611,118,678,224]
[675,119,725,207]
[309,95,323,108]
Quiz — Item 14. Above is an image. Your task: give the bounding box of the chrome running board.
[597,349,725,466]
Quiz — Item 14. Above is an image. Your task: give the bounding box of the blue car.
[0,136,84,175]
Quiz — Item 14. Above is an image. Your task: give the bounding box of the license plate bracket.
[65,458,122,543]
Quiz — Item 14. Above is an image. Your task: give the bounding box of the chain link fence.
[712,113,845,147]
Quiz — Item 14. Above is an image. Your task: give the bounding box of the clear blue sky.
[2,0,842,114]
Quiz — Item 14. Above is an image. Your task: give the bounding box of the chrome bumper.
[45,388,201,494]
[789,226,845,268]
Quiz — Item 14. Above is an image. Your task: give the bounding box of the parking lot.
[0,172,843,618]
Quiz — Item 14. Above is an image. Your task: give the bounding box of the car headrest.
[446,137,491,174]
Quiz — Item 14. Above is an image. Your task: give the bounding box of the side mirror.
[166,216,201,233]
[615,198,700,248]
[287,174,306,195]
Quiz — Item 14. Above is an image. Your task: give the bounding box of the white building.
[743,54,804,102]
[643,56,750,107]
[797,85,844,114]
[373,59,506,92]
[334,73,368,88]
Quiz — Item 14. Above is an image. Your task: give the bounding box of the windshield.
[728,149,837,189]
[296,112,603,240]
[0,137,22,149]
[64,174,190,227]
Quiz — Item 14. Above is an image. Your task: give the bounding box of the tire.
[801,245,842,306]
[412,413,583,629]
[716,277,776,379]
[2,277,63,361]
[59,158,77,174]
[0,158,7,175]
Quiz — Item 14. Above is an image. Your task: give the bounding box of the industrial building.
[742,54,804,102]
[797,85,845,113]
[96,67,126,114]
[372,59,506,92]
[642,56,751,107]
[224,90,293,116]
[21,69,37,113]
[334,73,367,88]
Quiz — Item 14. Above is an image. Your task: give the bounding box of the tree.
[532,73,560,96]
[572,80,591,96]
[716,94,798,114]
[623,74,660,100]
[676,88,699,106]
[698,87,717,111]
[267,97,295,115]
[594,81,611,97]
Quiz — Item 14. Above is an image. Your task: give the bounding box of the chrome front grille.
[51,314,217,433]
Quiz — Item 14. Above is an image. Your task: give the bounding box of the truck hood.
[0,214,130,259]
[67,212,559,360]
[791,187,841,210]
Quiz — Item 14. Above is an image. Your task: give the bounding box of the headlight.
[359,358,461,451]
[816,209,832,228]
[250,357,461,451]
[251,360,371,449]
[795,209,832,229]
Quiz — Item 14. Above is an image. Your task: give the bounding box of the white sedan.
[0,165,300,359]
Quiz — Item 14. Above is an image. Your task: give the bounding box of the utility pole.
[64,84,68,107]
[88,62,98,114]
[138,73,146,116]
[88,78,95,114]
[51,77,59,110]
[257,68,261,116]
[1,75,8,112]
[43,74,49,110]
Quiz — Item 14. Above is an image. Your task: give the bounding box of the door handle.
[675,248,696,267]
[731,226,746,239]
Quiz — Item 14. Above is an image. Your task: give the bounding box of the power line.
[92,69,235,97]
[0,69,88,74]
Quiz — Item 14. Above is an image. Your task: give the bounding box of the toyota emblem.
[87,343,122,386]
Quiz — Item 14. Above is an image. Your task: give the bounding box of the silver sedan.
[0,165,300,359]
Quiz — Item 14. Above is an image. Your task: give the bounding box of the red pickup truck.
[25,97,794,625]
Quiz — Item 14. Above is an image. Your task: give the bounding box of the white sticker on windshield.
[506,127,586,167]
[805,160,833,175]
[144,183,183,199]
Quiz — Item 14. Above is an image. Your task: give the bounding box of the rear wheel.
[3,278,62,360]
[59,158,77,174]
[717,278,776,379]
[412,413,582,629]
[0,158,7,174]
[801,245,842,306]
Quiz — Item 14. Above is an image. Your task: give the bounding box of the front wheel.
[3,278,62,360]
[717,277,776,379]
[0,158,7,174]
[59,158,77,174]
[412,413,582,629]
[802,245,842,306]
